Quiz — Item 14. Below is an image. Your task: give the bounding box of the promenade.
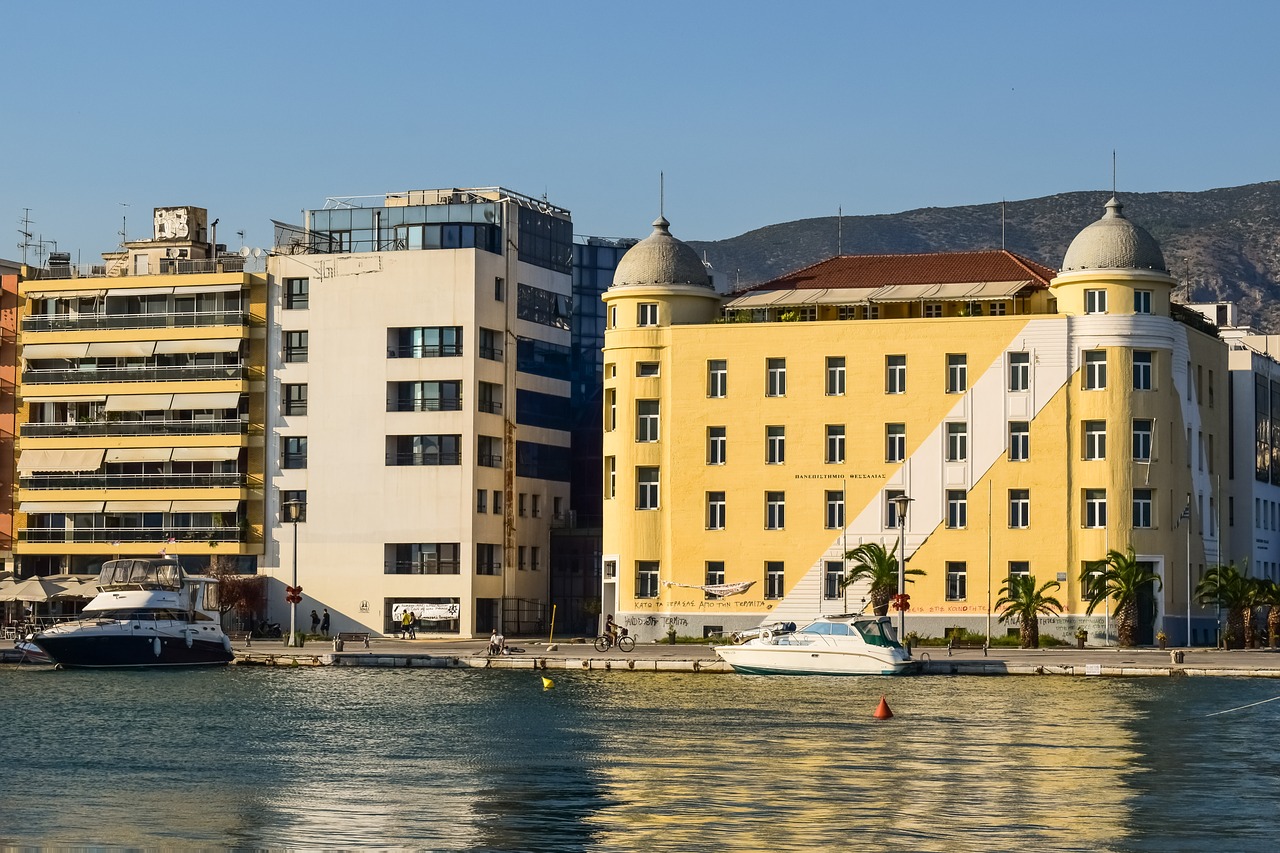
[230,636,1280,678]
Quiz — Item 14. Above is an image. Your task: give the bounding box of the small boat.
[32,557,234,668]
[714,614,917,676]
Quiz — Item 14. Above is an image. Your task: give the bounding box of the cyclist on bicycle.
[604,614,619,645]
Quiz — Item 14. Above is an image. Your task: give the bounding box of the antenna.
[118,202,130,247]
[838,206,843,256]
[1112,150,1117,195]
[18,208,35,265]
[1001,199,1006,251]
[659,171,665,218]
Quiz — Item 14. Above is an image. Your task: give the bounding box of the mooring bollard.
[334,637,344,652]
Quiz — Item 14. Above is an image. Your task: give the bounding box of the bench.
[947,637,988,656]
[337,631,370,649]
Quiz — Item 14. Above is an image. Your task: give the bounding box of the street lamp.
[890,493,912,640]
[283,500,302,646]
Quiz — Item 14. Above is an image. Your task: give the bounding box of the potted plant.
[1074,627,1088,650]
[1156,630,1168,650]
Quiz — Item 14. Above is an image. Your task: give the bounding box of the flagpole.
[1185,495,1192,646]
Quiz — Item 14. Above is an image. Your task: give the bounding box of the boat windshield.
[853,620,902,648]
[98,559,182,590]
[798,621,851,636]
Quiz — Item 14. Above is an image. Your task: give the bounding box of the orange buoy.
[873,695,893,720]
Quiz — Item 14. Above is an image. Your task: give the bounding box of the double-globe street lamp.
[283,500,302,646]
[890,493,912,640]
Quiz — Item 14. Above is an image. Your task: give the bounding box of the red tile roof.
[743,250,1057,293]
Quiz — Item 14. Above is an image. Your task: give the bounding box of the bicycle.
[594,633,635,653]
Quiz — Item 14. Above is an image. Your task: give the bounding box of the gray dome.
[1061,197,1167,273]
[611,216,712,288]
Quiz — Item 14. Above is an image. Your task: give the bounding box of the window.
[517,546,527,571]
[284,278,309,309]
[637,362,659,377]
[389,380,463,412]
[764,561,785,600]
[281,489,307,522]
[886,355,906,394]
[636,400,660,442]
[708,360,727,398]
[604,389,616,431]
[477,489,487,514]
[493,490,502,514]
[1085,289,1107,314]
[990,302,1007,316]
[604,457,616,499]
[886,490,906,529]
[282,436,307,469]
[517,283,572,329]
[1084,350,1107,389]
[531,494,541,518]
[1084,489,1107,528]
[636,562,659,598]
[478,382,502,415]
[1133,489,1153,528]
[637,467,660,510]
[708,427,727,465]
[946,490,967,529]
[1084,420,1107,460]
[530,546,541,571]
[284,330,308,363]
[494,276,505,302]
[826,425,846,464]
[476,543,502,576]
[946,562,967,601]
[1134,290,1152,314]
[1133,351,1153,390]
[1009,489,1030,528]
[824,561,843,600]
[608,306,616,329]
[766,358,787,396]
[826,357,846,396]
[388,434,462,466]
[946,354,967,393]
[1008,352,1030,392]
[886,423,905,463]
[706,561,725,599]
[390,326,463,358]
[637,303,659,327]
[707,492,726,530]
[283,383,307,416]
[479,328,503,361]
[766,426,786,464]
[825,490,845,529]
[923,303,943,318]
[477,435,501,468]
[387,543,461,575]
[765,491,785,530]
[946,422,968,462]
[1009,421,1029,461]
[1008,561,1030,584]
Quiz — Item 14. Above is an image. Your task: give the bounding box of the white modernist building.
[265,188,574,638]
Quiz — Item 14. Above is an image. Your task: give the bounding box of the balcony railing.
[21,419,246,438]
[477,454,503,468]
[387,452,462,466]
[21,472,245,490]
[22,364,246,384]
[22,311,246,332]
[479,346,503,361]
[478,400,502,414]
[388,398,463,413]
[384,561,462,575]
[32,258,247,280]
[388,344,463,358]
[19,526,241,543]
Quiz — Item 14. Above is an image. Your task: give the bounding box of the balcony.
[19,526,241,543]
[21,419,247,438]
[21,472,246,490]
[23,310,246,332]
[22,364,246,385]
[386,452,462,466]
[388,398,463,413]
[34,258,247,280]
[384,561,462,575]
[388,343,463,358]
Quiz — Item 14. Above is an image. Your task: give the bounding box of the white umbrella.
[0,577,69,603]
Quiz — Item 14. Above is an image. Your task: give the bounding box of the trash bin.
[1170,649,1184,664]
[333,637,344,652]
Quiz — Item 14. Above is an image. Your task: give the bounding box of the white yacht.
[33,558,234,668]
[714,615,917,676]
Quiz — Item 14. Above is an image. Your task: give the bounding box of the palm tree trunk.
[1019,617,1036,649]
[1226,608,1245,649]
[1115,598,1137,647]
[1242,606,1256,649]
[1269,606,1280,649]
[870,588,892,617]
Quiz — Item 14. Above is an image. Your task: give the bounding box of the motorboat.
[714,614,917,676]
[32,557,234,668]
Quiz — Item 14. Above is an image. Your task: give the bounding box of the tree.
[1197,563,1252,649]
[840,542,924,616]
[994,575,1064,648]
[1256,580,1280,649]
[207,555,265,628]
[1080,547,1162,647]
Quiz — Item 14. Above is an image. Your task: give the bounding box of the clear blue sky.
[3,1,1278,263]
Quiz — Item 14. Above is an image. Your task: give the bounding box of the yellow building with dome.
[601,200,1229,645]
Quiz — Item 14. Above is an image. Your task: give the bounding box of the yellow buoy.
[542,676,555,690]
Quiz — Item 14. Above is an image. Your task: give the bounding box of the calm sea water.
[1,666,1277,851]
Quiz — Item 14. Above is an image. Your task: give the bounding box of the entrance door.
[1136,561,1158,646]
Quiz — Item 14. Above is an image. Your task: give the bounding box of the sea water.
[1,666,1276,851]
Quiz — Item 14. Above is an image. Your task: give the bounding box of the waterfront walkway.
[228,636,1280,678]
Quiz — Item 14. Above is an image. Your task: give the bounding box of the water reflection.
[1,666,1278,850]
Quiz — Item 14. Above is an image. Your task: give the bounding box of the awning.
[169,392,241,410]
[16,448,105,473]
[867,280,1032,303]
[19,501,105,514]
[104,286,175,297]
[172,283,243,294]
[105,447,173,463]
[170,446,241,462]
[103,500,173,512]
[153,338,242,355]
[22,343,90,359]
[24,288,104,299]
[22,394,108,403]
[170,499,240,512]
[86,341,157,358]
[105,394,174,411]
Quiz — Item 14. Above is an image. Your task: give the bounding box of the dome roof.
[1061,197,1167,273]
[611,216,711,289]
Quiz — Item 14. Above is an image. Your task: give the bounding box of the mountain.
[687,181,1280,332]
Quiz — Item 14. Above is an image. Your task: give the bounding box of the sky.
[3,1,1279,264]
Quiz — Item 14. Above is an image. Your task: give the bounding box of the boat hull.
[714,645,917,676]
[34,630,233,668]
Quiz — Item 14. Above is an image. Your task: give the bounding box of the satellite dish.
[252,248,264,259]
[239,246,251,259]
[484,209,496,223]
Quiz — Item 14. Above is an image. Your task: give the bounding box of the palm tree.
[1195,563,1251,649]
[1080,546,1162,647]
[840,542,924,616]
[1256,580,1280,649]
[995,575,1064,648]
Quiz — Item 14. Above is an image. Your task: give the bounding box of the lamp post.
[284,500,301,647]
[890,493,912,640]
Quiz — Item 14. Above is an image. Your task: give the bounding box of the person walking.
[310,609,321,635]
[401,609,416,639]
[320,608,331,637]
